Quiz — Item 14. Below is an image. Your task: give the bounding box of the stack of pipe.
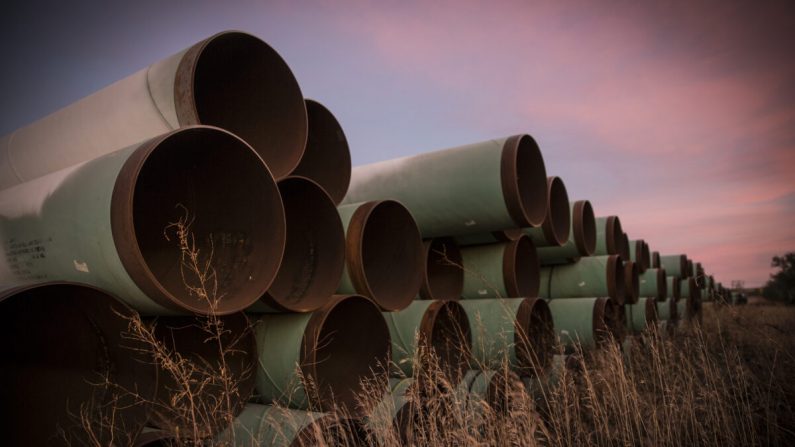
[0,28,734,445]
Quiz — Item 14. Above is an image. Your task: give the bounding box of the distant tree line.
[763,252,795,304]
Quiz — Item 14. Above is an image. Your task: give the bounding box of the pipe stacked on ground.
[337,200,424,311]
[536,200,597,264]
[623,261,641,304]
[539,255,626,304]
[460,298,555,377]
[628,239,650,273]
[547,297,623,352]
[291,99,352,205]
[523,176,571,247]
[0,126,285,315]
[254,295,391,417]
[625,298,658,334]
[660,254,690,279]
[384,299,472,382]
[460,234,539,299]
[593,216,624,256]
[0,31,307,187]
[418,238,464,300]
[0,282,157,446]
[639,268,667,301]
[251,176,345,312]
[678,277,702,322]
[341,135,548,238]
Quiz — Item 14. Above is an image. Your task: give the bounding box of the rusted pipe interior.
[292,100,351,205]
[624,261,640,305]
[261,176,345,312]
[424,301,472,383]
[189,31,307,178]
[657,268,667,300]
[353,200,424,311]
[542,176,571,246]
[419,238,464,300]
[606,254,626,304]
[641,241,651,272]
[116,127,285,315]
[515,298,555,376]
[503,235,540,297]
[502,135,548,228]
[593,297,620,347]
[604,216,624,255]
[148,312,256,437]
[652,251,660,268]
[302,295,390,417]
[573,200,597,256]
[620,233,631,261]
[0,283,156,446]
[672,276,682,301]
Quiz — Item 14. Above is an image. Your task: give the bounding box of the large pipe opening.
[606,255,626,304]
[503,235,540,297]
[261,177,345,312]
[620,233,631,261]
[604,216,624,255]
[301,295,390,417]
[420,238,464,301]
[652,251,660,268]
[0,283,156,446]
[671,276,682,301]
[184,31,307,178]
[348,200,424,311]
[573,200,596,256]
[113,126,286,315]
[148,312,256,437]
[500,135,548,228]
[515,298,555,376]
[624,261,640,305]
[292,100,352,205]
[542,177,571,246]
[421,301,472,383]
[656,268,667,300]
[593,297,622,347]
[641,241,651,272]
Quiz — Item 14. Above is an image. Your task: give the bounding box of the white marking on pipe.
[73,260,89,273]
[478,289,488,295]
[464,219,476,226]
[578,281,586,287]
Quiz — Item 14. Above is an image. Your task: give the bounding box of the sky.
[1,0,793,287]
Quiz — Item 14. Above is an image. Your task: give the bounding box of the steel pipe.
[0,31,306,187]
[667,275,682,301]
[460,298,555,376]
[342,134,548,238]
[546,297,622,352]
[651,251,660,268]
[0,282,156,446]
[0,126,284,315]
[625,298,658,334]
[252,176,345,312]
[593,216,623,256]
[623,261,640,305]
[628,239,650,273]
[291,99,351,205]
[536,200,597,264]
[384,299,472,382]
[218,403,366,446]
[146,312,256,437]
[620,233,631,261]
[639,268,667,300]
[457,369,524,417]
[656,297,677,322]
[454,228,523,246]
[419,238,464,301]
[679,277,702,321]
[460,235,539,299]
[523,176,570,247]
[539,255,626,304]
[337,200,424,311]
[254,295,391,417]
[660,254,690,278]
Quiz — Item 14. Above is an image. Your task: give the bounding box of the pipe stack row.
[0,29,734,445]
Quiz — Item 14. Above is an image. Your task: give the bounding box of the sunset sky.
[1,0,793,287]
